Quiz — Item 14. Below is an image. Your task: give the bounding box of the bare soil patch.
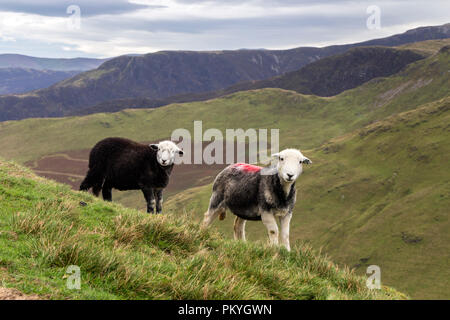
[0,287,40,300]
[23,140,260,195]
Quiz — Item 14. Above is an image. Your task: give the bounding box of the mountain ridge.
[0,54,107,71]
[0,23,449,121]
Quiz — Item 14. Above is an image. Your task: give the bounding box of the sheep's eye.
[280,157,284,161]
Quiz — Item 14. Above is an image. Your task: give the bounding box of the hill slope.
[0,159,404,300]
[156,46,426,105]
[219,47,426,97]
[73,46,427,115]
[1,46,448,164]
[0,23,449,121]
[0,68,79,95]
[166,96,450,299]
[0,44,448,300]
[0,54,106,71]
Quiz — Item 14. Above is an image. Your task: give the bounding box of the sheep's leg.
[279,213,292,251]
[233,217,247,241]
[142,188,155,214]
[102,181,112,202]
[92,181,104,197]
[155,189,163,214]
[261,212,279,247]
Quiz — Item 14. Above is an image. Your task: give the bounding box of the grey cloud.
[0,0,161,17]
[1,0,448,58]
[173,0,359,5]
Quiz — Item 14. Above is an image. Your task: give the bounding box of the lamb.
[201,149,311,251]
[79,137,183,213]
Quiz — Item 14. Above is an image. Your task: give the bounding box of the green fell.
[0,159,405,300]
[0,47,449,164]
[166,96,450,299]
[0,41,448,300]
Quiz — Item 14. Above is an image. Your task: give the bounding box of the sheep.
[201,149,311,251]
[79,137,183,213]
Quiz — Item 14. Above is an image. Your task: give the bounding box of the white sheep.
[201,148,311,251]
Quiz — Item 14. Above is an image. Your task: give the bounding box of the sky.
[0,0,448,58]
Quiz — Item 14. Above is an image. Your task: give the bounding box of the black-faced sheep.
[79,137,183,213]
[201,149,311,251]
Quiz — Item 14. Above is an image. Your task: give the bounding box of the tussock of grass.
[0,159,405,299]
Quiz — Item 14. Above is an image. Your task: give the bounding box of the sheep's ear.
[271,153,280,159]
[150,144,159,150]
[301,157,312,164]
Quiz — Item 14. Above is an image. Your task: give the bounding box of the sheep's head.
[272,148,311,183]
[150,141,183,166]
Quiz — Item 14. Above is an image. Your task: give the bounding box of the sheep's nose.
[287,173,294,180]
[162,160,167,164]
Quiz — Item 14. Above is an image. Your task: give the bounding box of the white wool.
[154,140,183,166]
[273,148,310,189]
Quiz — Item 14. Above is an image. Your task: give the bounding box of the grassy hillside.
[0,159,405,300]
[166,96,450,299]
[0,46,448,165]
[0,42,448,300]
[0,45,448,222]
[398,38,450,54]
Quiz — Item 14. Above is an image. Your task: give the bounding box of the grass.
[0,159,405,300]
[165,96,450,299]
[0,46,449,164]
[0,40,448,300]
[397,38,450,55]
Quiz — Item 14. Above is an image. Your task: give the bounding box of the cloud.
[0,0,448,58]
[0,0,157,17]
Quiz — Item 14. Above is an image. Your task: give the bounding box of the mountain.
[0,23,449,121]
[0,44,447,298]
[0,54,107,71]
[72,46,428,115]
[0,55,108,95]
[360,23,450,46]
[0,68,79,95]
[219,47,427,97]
[1,45,448,163]
[0,159,405,299]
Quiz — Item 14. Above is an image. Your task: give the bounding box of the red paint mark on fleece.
[233,163,262,173]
